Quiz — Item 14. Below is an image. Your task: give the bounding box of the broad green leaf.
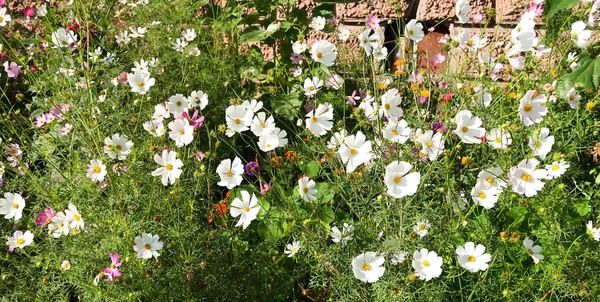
[574,201,591,216]
[564,56,600,90]
[544,0,579,19]
[239,26,269,43]
[316,206,334,224]
[299,161,320,178]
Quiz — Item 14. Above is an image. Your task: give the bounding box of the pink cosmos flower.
[472,13,483,23]
[35,208,56,226]
[102,253,123,282]
[34,115,46,128]
[260,182,272,195]
[292,66,302,77]
[24,7,35,18]
[366,15,380,30]
[58,123,73,136]
[118,72,128,84]
[4,62,20,78]
[182,110,205,129]
[430,53,445,65]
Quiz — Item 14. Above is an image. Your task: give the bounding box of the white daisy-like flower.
[86,160,107,183]
[133,233,163,259]
[168,119,194,147]
[127,70,155,95]
[303,76,323,96]
[331,223,354,245]
[405,19,424,42]
[188,91,209,110]
[453,110,485,144]
[310,40,337,67]
[0,192,26,221]
[352,252,386,283]
[151,149,184,186]
[383,120,411,143]
[6,230,33,251]
[309,16,326,31]
[456,242,491,273]
[230,191,261,230]
[486,128,512,149]
[380,88,404,119]
[298,176,317,201]
[143,120,165,137]
[305,103,333,137]
[413,220,430,239]
[182,28,196,42]
[216,157,244,189]
[412,248,443,281]
[225,105,252,133]
[528,127,554,160]
[338,131,372,173]
[167,94,189,115]
[477,167,507,188]
[358,29,380,55]
[65,203,84,231]
[545,160,569,179]
[284,241,301,257]
[519,90,548,127]
[103,133,133,160]
[508,158,548,197]
[470,181,502,209]
[523,237,544,263]
[384,161,420,198]
[456,0,472,23]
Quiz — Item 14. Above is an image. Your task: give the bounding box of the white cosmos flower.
[471,181,502,209]
[86,160,107,183]
[0,192,26,221]
[413,220,430,238]
[519,90,548,126]
[168,119,194,147]
[167,94,189,115]
[523,237,544,263]
[352,252,386,283]
[380,88,404,119]
[298,176,317,201]
[477,167,507,188]
[456,242,491,273]
[545,160,569,179]
[230,191,261,230]
[52,28,77,48]
[486,128,512,149]
[272,127,288,147]
[456,0,472,23]
[416,130,445,161]
[241,99,263,114]
[303,76,323,96]
[311,40,337,67]
[189,48,201,57]
[64,203,84,231]
[152,149,184,186]
[172,38,188,52]
[338,26,351,41]
[305,103,333,137]
[383,120,411,143]
[143,120,165,137]
[115,30,131,45]
[181,28,196,41]
[0,7,12,27]
[250,112,276,137]
[586,221,600,241]
[49,212,70,238]
[453,110,485,144]
[310,16,326,31]
[292,41,307,54]
[331,223,354,245]
[188,91,209,110]
[565,87,581,109]
[384,161,420,198]
[528,127,554,160]
[405,19,424,42]
[131,59,149,73]
[571,21,592,48]
[6,230,33,251]
[373,45,388,61]
[225,105,253,133]
[103,133,133,160]
[257,133,280,152]
[412,248,443,281]
[153,103,170,120]
[284,241,301,257]
[133,233,163,259]
[127,70,155,95]
[216,157,244,189]
[358,29,380,55]
[338,131,372,173]
[509,158,548,197]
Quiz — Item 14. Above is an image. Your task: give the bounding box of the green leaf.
[574,201,591,216]
[595,172,600,185]
[544,0,579,18]
[239,26,269,43]
[564,56,600,90]
[508,207,529,226]
[272,91,302,121]
[316,206,334,224]
[299,161,320,178]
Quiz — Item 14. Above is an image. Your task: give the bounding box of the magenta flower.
[260,182,272,195]
[24,7,35,18]
[366,15,380,30]
[182,110,205,129]
[102,253,123,282]
[35,208,55,226]
[4,62,20,78]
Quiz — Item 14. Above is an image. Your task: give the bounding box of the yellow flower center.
[384,103,391,110]
[551,164,559,171]
[144,244,151,250]
[243,207,250,212]
[94,166,102,173]
[74,214,80,221]
[535,141,541,148]
[165,163,173,171]
[16,239,25,245]
[235,118,241,124]
[422,260,430,267]
[179,130,185,135]
[391,129,398,135]
[309,86,315,91]
[408,30,414,35]
[176,101,182,106]
[419,224,426,230]
[115,145,122,151]
[467,40,473,47]
[468,256,476,262]
[394,176,401,184]
[138,81,144,87]
[478,192,487,199]
[303,187,308,193]
[226,171,233,177]
[317,52,323,59]
[524,104,532,112]
[350,149,357,155]
[494,137,501,143]
[12,203,19,209]
[486,177,493,184]
[426,141,433,147]
[260,123,265,128]
[363,263,371,271]
[527,248,534,255]
[522,172,531,181]
[461,126,469,133]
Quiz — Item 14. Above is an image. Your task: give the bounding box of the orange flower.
[420,90,430,98]
[394,59,405,66]
[284,150,297,162]
[410,84,419,91]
